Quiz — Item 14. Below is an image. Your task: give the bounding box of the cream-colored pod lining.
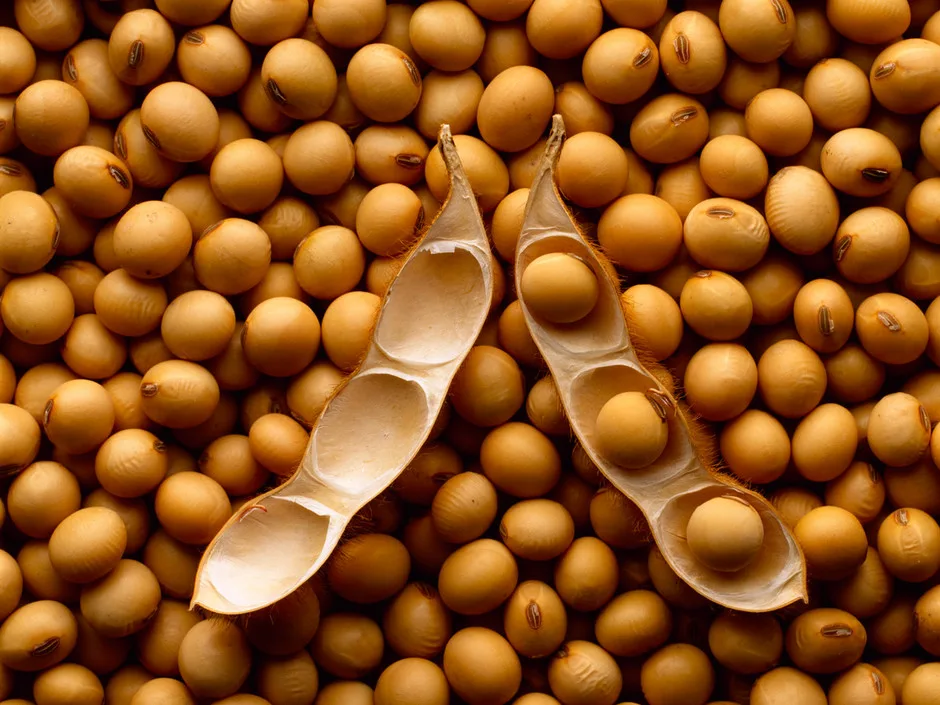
[191,124,495,615]
[515,115,808,613]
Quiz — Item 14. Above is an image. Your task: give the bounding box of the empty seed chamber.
[191,125,494,615]
[515,115,807,612]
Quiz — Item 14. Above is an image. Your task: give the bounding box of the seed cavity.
[526,602,542,630]
[867,463,879,484]
[817,305,835,336]
[921,405,932,434]
[431,471,456,484]
[877,310,901,332]
[415,582,435,599]
[51,222,61,250]
[30,637,61,657]
[769,0,788,23]
[42,400,53,428]
[872,62,896,80]
[694,270,713,279]
[861,168,891,183]
[140,382,158,398]
[0,163,23,176]
[0,119,6,132]
[396,153,424,169]
[0,464,23,477]
[556,645,570,659]
[646,388,674,422]
[154,439,167,453]
[633,46,653,68]
[821,624,855,638]
[834,235,852,261]
[671,107,698,126]
[498,521,509,541]
[673,34,691,64]
[403,56,421,86]
[109,165,131,189]
[114,130,127,160]
[127,40,144,69]
[415,206,426,233]
[64,54,77,82]
[265,78,288,106]
[141,124,161,151]
[897,508,910,526]
[706,207,734,219]
[183,31,205,45]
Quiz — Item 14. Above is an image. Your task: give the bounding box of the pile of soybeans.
[3,0,940,704]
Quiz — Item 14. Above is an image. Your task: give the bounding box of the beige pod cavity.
[192,124,495,615]
[514,115,807,613]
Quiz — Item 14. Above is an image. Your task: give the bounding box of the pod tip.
[529,114,567,196]
[438,123,458,173]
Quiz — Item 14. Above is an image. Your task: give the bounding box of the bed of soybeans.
[4,0,940,704]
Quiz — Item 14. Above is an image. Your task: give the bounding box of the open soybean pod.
[191,124,496,615]
[514,115,807,613]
